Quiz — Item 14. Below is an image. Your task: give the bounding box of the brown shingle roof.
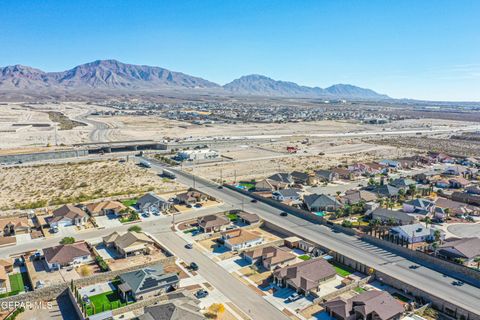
[86,201,126,214]
[439,237,480,259]
[244,246,296,266]
[52,204,87,220]
[236,212,260,224]
[197,215,230,229]
[221,229,262,246]
[324,291,404,320]
[43,241,91,265]
[273,258,336,292]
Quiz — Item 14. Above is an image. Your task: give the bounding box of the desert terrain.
[0,159,183,211]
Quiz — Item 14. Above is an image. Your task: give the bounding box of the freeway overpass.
[151,161,480,320]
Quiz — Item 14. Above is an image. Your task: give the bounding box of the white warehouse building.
[176,149,220,161]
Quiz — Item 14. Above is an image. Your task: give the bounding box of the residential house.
[137,192,171,212]
[390,178,416,190]
[236,212,260,225]
[291,171,311,185]
[50,205,88,227]
[466,185,480,195]
[220,228,263,251]
[324,291,404,320]
[267,173,294,187]
[372,185,399,199]
[451,192,480,207]
[242,246,297,270]
[0,217,31,236]
[304,194,342,212]
[332,167,354,180]
[371,208,417,225]
[390,224,445,244]
[85,200,126,217]
[197,215,230,233]
[272,189,302,202]
[437,237,480,267]
[403,198,436,216]
[341,190,377,205]
[443,165,467,176]
[413,173,431,185]
[139,300,206,320]
[272,258,336,295]
[378,159,401,169]
[364,162,388,175]
[449,177,471,189]
[118,264,179,301]
[315,170,338,182]
[254,179,277,192]
[103,231,155,258]
[436,179,451,189]
[176,190,208,205]
[43,241,92,270]
[0,259,13,291]
[435,197,479,216]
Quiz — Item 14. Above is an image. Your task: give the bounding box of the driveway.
[264,286,314,314]
[218,256,250,272]
[94,215,122,228]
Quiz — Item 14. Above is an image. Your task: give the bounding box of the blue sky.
[1,1,479,101]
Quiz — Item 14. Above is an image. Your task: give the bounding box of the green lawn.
[298,255,311,261]
[226,213,238,221]
[9,273,27,293]
[354,287,366,293]
[121,199,137,207]
[239,182,255,190]
[330,262,354,277]
[85,288,126,316]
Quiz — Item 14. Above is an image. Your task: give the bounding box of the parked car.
[186,204,193,208]
[286,292,301,302]
[251,199,258,203]
[194,203,203,208]
[195,289,209,298]
[143,212,151,217]
[185,243,193,249]
[190,262,199,271]
[50,226,59,233]
[218,186,223,189]
[280,212,288,217]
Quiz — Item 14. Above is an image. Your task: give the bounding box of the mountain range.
[0,60,389,100]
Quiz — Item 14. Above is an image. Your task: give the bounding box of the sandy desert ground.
[0,102,475,154]
[0,159,183,211]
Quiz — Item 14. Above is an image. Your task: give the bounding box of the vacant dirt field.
[0,159,183,211]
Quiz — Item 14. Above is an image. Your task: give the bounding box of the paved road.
[146,228,288,320]
[158,162,480,316]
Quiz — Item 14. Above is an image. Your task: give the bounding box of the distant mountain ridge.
[0,60,389,100]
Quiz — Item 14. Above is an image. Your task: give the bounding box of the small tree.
[207,303,225,319]
[128,225,142,232]
[79,265,92,277]
[60,237,75,245]
[474,257,480,270]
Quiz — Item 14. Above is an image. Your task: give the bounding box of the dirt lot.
[0,159,183,211]
[106,250,168,271]
[184,139,406,182]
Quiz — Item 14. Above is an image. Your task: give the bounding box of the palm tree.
[433,229,442,243]
[424,217,432,229]
[408,184,417,199]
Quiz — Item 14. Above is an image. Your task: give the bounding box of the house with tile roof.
[324,290,404,320]
[272,258,336,295]
[220,228,263,251]
[103,231,155,258]
[304,194,342,212]
[437,237,480,267]
[197,215,230,233]
[50,204,88,227]
[118,264,179,301]
[85,200,126,217]
[242,246,297,270]
[139,300,206,320]
[0,217,31,236]
[43,241,92,270]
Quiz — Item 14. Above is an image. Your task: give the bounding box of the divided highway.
[154,162,480,317]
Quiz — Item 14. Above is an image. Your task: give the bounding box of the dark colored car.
[185,243,193,249]
[251,199,258,203]
[280,212,288,217]
[190,262,199,271]
[194,203,203,208]
[195,289,209,298]
[217,185,223,189]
